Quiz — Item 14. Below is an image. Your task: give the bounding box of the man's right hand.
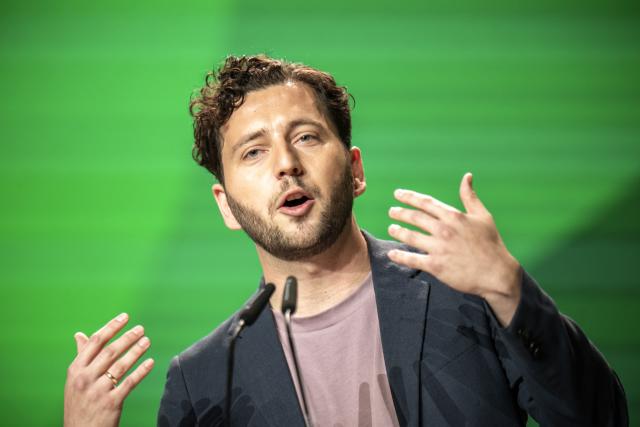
[64,313,154,427]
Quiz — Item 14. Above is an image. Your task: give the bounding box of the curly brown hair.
[189,54,353,183]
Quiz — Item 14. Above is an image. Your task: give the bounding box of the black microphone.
[282,276,297,315]
[239,283,276,327]
[226,283,275,426]
[282,276,311,427]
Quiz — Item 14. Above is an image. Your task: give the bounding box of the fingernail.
[132,325,144,335]
[394,189,405,197]
[116,313,128,322]
[144,359,154,368]
[389,207,400,214]
[138,336,150,347]
[389,224,400,232]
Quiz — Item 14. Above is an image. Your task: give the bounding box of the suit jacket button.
[528,341,541,358]
[532,345,541,359]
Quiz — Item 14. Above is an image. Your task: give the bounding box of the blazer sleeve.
[485,269,629,426]
[157,356,197,427]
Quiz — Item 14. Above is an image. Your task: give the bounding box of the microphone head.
[239,283,275,326]
[282,276,298,315]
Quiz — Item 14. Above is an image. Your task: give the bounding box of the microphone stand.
[225,320,244,427]
[225,284,275,427]
[282,276,311,427]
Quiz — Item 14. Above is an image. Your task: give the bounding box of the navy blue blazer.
[157,232,628,426]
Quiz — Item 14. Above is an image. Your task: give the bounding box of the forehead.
[220,82,328,147]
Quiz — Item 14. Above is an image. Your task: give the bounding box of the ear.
[212,183,242,230]
[349,146,366,197]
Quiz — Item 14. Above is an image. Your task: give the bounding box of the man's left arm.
[485,266,628,425]
[386,172,628,425]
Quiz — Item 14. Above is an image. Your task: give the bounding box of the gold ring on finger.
[105,371,118,388]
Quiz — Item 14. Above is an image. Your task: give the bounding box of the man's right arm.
[157,356,197,427]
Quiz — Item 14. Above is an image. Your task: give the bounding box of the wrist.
[481,254,522,327]
[484,253,521,298]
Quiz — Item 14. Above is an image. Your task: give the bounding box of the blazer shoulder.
[177,313,236,370]
[364,231,421,258]
[365,230,486,311]
[166,311,243,412]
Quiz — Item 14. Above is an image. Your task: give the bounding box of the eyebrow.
[231,129,266,156]
[230,118,325,156]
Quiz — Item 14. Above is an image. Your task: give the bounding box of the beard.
[225,163,354,261]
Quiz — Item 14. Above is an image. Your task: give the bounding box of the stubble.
[225,163,354,261]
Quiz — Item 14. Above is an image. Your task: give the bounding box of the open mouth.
[277,189,315,217]
[282,195,310,208]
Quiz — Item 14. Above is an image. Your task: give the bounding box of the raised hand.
[387,172,522,326]
[64,313,154,427]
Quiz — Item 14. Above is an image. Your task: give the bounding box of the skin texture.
[63,80,522,426]
[212,81,520,322]
[211,82,371,317]
[63,313,154,427]
[387,172,522,327]
[223,154,355,261]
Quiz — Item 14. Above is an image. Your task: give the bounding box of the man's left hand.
[387,172,522,327]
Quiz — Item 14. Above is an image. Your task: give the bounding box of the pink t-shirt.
[272,273,400,427]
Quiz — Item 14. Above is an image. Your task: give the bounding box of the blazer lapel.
[225,231,429,427]
[364,231,431,427]
[230,299,306,426]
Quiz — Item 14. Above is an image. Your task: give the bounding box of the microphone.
[282,276,297,315]
[239,282,276,327]
[226,283,275,426]
[282,276,311,427]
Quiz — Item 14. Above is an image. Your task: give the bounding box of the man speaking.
[64,55,628,426]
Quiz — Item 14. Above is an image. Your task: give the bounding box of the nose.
[273,141,303,178]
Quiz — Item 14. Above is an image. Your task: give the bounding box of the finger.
[90,325,145,377]
[388,249,431,272]
[77,313,129,366]
[394,189,460,219]
[105,335,151,385]
[389,206,438,234]
[459,172,488,215]
[388,224,436,253]
[112,358,155,401]
[74,332,89,354]
[90,313,130,345]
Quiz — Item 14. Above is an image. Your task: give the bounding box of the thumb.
[459,172,486,214]
[74,332,89,354]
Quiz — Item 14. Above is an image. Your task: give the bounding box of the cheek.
[311,164,350,197]
[310,147,350,176]
[231,172,280,210]
[227,163,269,191]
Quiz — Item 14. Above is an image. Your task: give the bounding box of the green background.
[1,0,638,425]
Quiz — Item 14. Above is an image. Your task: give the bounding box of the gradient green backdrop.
[1,0,638,425]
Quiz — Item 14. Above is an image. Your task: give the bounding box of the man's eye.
[298,134,315,143]
[243,148,262,160]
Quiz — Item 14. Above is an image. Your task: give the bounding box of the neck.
[256,217,371,317]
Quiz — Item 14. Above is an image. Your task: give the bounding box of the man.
[64,55,628,426]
